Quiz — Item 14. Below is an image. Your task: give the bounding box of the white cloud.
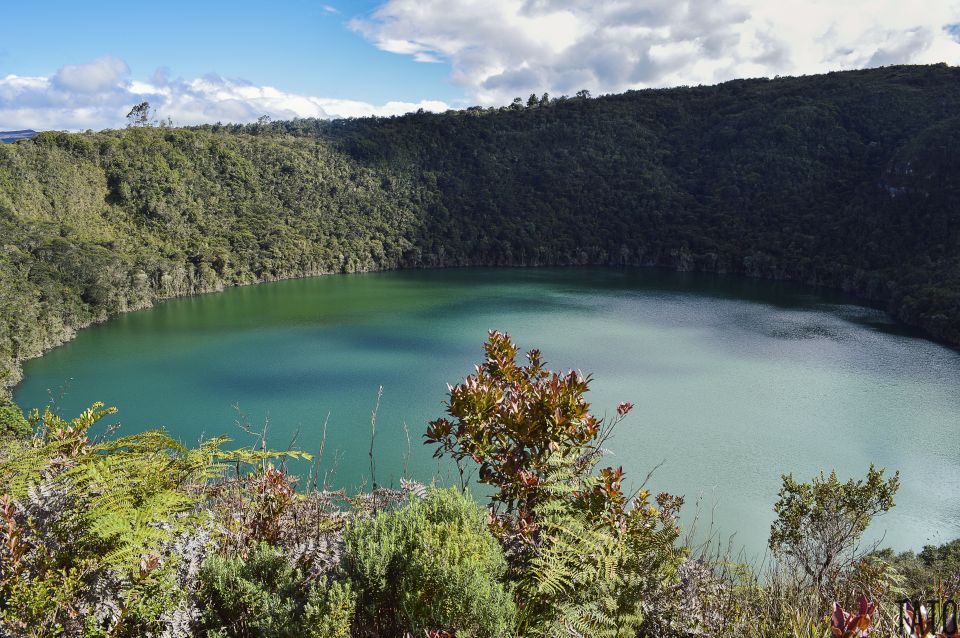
[352,0,960,104]
[52,55,130,94]
[0,58,450,131]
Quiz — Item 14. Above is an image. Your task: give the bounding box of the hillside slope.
[1,64,959,392]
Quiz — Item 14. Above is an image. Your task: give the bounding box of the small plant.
[0,402,305,637]
[197,542,355,638]
[0,403,200,636]
[235,465,298,547]
[0,399,30,439]
[830,595,877,637]
[342,487,515,638]
[303,577,357,638]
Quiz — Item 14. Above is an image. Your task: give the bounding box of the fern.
[425,333,687,636]
[0,402,323,636]
[513,454,684,638]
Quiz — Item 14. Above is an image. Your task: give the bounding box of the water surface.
[15,268,960,555]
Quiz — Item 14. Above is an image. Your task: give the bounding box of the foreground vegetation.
[3,64,960,394]
[1,332,957,637]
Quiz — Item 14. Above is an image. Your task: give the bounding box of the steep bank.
[0,128,432,391]
[2,64,959,394]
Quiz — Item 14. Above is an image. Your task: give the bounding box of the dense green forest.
[2,64,959,393]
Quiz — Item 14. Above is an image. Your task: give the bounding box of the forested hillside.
[2,64,959,392]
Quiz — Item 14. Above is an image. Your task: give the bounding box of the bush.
[880,538,960,598]
[303,579,357,638]
[0,403,209,637]
[426,332,685,637]
[0,399,29,438]
[425,331,647,555]
[512,469,684,638]
[341,487,515,638]
[769,465,899,599]
[197,542,355,638]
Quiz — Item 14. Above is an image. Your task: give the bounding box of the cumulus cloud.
[52,55,130,94]
[352,0,960,104]
[0,58,449,131]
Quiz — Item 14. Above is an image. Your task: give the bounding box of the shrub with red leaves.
[425,331,641,544]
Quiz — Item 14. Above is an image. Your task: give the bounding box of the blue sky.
[2,0,959,131]
[0,0,459,104]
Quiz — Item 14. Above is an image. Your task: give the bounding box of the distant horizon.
[3,62,958,135]
[2,0,959,131]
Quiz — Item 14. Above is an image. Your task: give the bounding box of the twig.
[402,420,411,478]
[325,449,343,490]
[309,412,330,492]
[369,386,382,488]
[626,457,666,502]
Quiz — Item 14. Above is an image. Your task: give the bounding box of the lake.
[13,267,960,556]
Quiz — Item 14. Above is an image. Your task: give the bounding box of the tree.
[575,89,591,99]
[425,332,684,636]
[539,92,550,106]
[769,465,900,596]
[425,331,626,529]
[424,330,680,551]
[526,94,539,108]
[126,101,153,127]
[510,97,524,110]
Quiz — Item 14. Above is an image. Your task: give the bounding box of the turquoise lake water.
[14,267,960,556]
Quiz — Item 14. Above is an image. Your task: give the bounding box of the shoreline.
[8,259,957,401]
